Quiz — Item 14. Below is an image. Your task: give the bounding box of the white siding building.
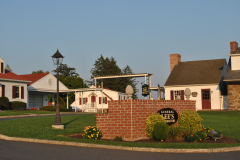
[71,85,127,113]
[164,54,227,110]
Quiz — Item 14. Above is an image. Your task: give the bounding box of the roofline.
[164,83,219,88]
[61,88,104,92]
[94,73,153,80]
[224,79,240,82]
[0,78,31,83]
[229,54,240,57]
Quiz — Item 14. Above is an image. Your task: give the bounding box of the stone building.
[224,41,240,110]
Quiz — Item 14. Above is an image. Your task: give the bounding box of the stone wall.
[96,99,196,141]
[228,82,240,110]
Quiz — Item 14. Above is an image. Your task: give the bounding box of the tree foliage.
[52,64,79,77]
[51,64,88,106]
[32,70,49,74]
[88,55,138,99]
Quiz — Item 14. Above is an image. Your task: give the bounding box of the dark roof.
[230,47,240,54]
[165,59,226,86]
[224,65,240,81]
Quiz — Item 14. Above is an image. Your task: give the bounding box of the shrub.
[114,135,123,141]
[145,113,166,138]
[39,106,69,112]
[83,126,102,140]
[0,97,10,110]
[30,107,38,110]
[153,122,169,141]
[168,126,188,141]
[11,101,27,110]
[178,110,203,134]
[185,131,207,142]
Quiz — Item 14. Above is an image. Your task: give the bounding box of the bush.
[114,135,123,141]
[39,106,69,112]
[145,113,166,138]
[168,126,188,141]
[0,97,10,110]
[185,131,207,142]
[30,107,38,110]
[11,101,27,110]
[83,126,102,140]
[153,122,169,141]
[178,110,203,134]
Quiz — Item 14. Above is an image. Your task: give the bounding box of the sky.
[1,0,240,99]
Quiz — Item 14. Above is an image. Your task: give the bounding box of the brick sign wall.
[96,99,196,141]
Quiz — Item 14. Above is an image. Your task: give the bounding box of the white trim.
[164,83,219,88]
[0,78,31,83]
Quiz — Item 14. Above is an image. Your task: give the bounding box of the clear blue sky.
[1,0,240,99]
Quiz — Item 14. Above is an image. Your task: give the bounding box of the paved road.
[1,139,240,160]
[0,115,240,160]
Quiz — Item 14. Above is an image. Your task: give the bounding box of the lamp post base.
[52,125,64,129]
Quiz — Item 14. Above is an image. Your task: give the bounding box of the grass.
[0,111,239,149]
[0,110,55,116]
[198,111,240,142]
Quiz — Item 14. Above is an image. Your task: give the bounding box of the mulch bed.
[66,133,238,144]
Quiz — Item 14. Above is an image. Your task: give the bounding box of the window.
[170,90,184,100]
[15,87,19,98]
[79,98,88,105]
[12,86,24,99]
[174,91,181,100]
[1,85,5,97]
[103,97,105,104]
[83,98,88,104]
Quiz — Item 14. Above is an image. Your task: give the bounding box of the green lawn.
[198,111,240,142]
[0,110,55,116]
[0,111,239,149]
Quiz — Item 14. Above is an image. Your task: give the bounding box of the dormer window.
[1,62,4,73]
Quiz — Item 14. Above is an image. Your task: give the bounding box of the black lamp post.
[52,49,64,126]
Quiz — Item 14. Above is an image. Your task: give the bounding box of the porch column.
[67,93,69,109]
[27,91,29,108]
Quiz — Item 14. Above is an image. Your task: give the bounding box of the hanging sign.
[157,108,178,125]
[142,84,149,97]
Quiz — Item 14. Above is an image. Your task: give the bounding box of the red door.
[91,96,95,108]
[201,89,211,109]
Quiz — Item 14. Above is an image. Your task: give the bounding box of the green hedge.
[11,101,27,110]
[0,97,10,110]
[39,105,71,112]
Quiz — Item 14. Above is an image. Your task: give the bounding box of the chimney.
[230,41,238,53]
[170,53,181,72]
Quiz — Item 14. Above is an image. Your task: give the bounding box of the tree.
[88,55,138,99]
[32,70,49,74]
[52,64,88,106]
[52,64,79,77]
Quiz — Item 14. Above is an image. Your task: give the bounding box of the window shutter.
[105,97,107,104]
[86,98,88,103]
[170,90,174,100]
[79,98,81,105]
[181,90,184,100]
[12,86,16,98]
[2,85,5,97]
[99,97,101,104]
[21,86,24,99]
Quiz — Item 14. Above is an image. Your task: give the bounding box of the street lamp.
[52,49,64,129]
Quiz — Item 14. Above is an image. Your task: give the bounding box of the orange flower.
[200,139,201,141]
[191,135,193,137]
